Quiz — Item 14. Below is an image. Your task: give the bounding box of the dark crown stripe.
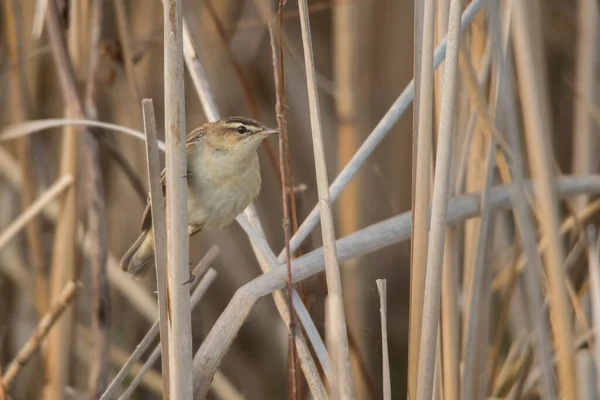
[223,117,261,127]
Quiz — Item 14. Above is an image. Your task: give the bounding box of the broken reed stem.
[101,248,219,400]
[163,0,193,396]
[141,98,170,397]
[415,0,463,397]
[119,269,218,399]
[376,280,391,400]
[268,12,298,399]
[512,1,578,398]
[296,0,354,397]
[3,280,82,390]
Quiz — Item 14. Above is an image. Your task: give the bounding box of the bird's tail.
[120,230,155,278]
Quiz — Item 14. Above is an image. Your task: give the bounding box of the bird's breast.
[186,152,261,231]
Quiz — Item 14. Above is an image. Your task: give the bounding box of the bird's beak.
[261,128,280,136]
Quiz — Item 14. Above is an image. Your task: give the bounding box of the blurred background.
[0,0,597,399]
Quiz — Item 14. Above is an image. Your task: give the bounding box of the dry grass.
[1,0,600,399]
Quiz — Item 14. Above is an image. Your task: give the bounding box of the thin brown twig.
[84,0,110,395]
[2,280,82,390]
[268,15,298,399]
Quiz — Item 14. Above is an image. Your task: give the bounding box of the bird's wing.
[140,168,167,231]
[140,125,206,232]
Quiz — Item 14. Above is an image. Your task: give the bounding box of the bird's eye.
[237,125,248,134]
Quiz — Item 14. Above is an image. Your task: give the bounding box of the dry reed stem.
[181,21,219,122]
[376,280,391,400]
[0,175,72,251]
[586,226,600,385]
[32,0,49,38]
[120,269,218,399]
[278,0,485,261]
[3,0,46,316]
[440,227,460,400]
[512,2,578,397]
[296,0,354,397]
[332,0,364,392]
[192,176,600,395]
[575,350,596,400]
[572,0,599,211]
[408,0,434,395]
[461,136,496,400]
[163,0,193,396]
[415,0,463,397]
[434,0,450,129]
[101,248,218,400]
[2,280,82,390]
[141,98,171,396]
[486,1,557,395]
[43,2,81,397]
[325,296,341,399]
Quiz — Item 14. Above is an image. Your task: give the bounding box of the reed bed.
[0,0,599,399]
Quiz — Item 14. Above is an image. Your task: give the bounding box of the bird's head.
[198,117,279,155]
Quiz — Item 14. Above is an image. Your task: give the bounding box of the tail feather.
[120,230,155,278]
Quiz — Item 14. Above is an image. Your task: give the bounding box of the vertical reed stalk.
[43,0,81,397]
[512,1,578,398]
[297,0,354,396]
[141,99,171,397]
[408,0,434,396]
[572,0,599,211]
[163,0,193,397]
[415,0,463,397]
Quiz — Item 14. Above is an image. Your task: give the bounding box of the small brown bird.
[120,117,279,277]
